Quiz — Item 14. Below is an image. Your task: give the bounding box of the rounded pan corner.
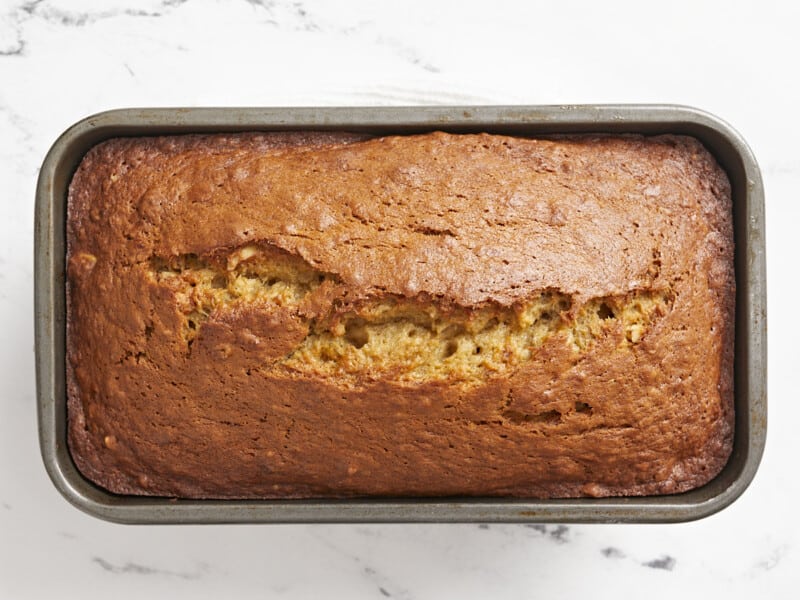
[37,441,129,525]
[674,471,764,524]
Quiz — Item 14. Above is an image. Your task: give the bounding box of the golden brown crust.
[66,131,734,498]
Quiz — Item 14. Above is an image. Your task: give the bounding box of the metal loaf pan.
[34,105,766,524]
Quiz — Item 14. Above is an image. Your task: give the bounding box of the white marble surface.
[1,0,798,597]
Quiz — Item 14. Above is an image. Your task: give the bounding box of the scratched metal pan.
[34,105,766,524]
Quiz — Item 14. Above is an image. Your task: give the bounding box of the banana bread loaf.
[66,131,734,498]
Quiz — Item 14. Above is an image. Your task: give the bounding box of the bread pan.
[34,105,766,524]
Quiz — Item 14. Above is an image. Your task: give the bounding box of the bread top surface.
[68,131,731,305]
[66,131,734,498]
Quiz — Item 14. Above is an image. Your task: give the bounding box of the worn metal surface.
[34,105,766,524]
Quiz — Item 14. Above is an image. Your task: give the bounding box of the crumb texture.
[66,131,734,499]
[151,246,672,383]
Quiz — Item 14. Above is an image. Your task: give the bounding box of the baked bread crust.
[66,131,734,498]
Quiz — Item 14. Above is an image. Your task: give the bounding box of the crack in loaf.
[66,130,735,500]
[150,243,673,384]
